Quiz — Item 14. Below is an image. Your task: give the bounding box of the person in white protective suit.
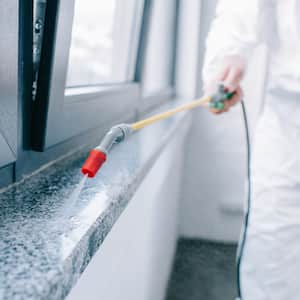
[203,0,300,299]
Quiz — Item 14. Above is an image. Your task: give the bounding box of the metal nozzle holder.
[95,124,133,155]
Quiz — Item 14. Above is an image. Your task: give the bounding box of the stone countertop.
[0,100,192,300]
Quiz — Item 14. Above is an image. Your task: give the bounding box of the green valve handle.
[210,101,226,110]
[209,84,235,110]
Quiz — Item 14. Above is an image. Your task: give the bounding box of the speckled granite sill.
[0,99,192,300]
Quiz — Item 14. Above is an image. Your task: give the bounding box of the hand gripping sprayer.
[81,84,234,178]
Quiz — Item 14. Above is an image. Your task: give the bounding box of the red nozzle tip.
[81,149,107,178]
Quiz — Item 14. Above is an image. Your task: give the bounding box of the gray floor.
[165,239,237,300]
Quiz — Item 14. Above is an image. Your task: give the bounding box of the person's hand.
[204,56,246,114]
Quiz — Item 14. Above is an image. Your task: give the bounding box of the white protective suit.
[203,1,300,299]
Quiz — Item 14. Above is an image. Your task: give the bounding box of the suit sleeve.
[202,0,264,84]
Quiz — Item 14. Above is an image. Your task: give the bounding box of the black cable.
[236,100,252,300]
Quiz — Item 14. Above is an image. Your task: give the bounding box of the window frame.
[32,0,145,151]
[135,0,178,113]
[138,0,178,98]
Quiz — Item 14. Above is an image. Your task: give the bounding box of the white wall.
[67,121,189,300]
[179,0,269,242]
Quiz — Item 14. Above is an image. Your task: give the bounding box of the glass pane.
[66,0,139,87]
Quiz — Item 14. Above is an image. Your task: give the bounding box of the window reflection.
[66,0,136,87]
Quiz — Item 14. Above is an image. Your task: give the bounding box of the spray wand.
[81,84,233,178]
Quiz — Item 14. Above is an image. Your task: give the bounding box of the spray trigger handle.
[209,84,235,110]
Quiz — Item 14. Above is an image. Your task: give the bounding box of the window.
[32,0,144,150]
[66,0,140,87]
[31,0,179,152]
[0,0,182,188]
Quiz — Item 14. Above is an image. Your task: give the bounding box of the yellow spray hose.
[130,95,212,131]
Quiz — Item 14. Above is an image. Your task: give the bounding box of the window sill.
[0,98,192,300]
[64,83,138,104]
